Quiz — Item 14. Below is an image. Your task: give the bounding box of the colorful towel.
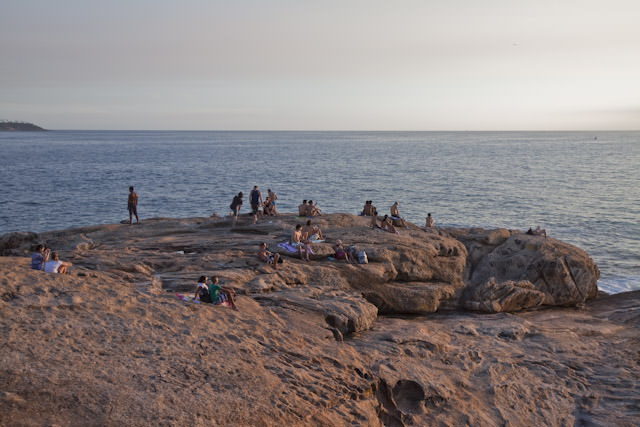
[277,242,314,254]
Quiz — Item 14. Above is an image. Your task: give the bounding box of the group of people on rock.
[31,244,72,274]
[229,186,279,226]
[193,275,238,309]
[361,200,432,232]
[298,200,322,217]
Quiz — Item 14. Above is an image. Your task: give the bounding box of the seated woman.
[302,219,323,241]
[194,276,238,310]
[257,242,282,269]
[333,240,352,263]
[44,252,72,274]
[381,215,399,234]
[263,197,274,216]
[307,200,322,216]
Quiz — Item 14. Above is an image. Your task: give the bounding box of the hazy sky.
[1,0,639,130]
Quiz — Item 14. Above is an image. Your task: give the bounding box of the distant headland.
[0,121,46,131]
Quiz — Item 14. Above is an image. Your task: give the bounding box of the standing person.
[425,213,435,228]
[31,244,50,270]
[128,186,139,224]
[44,252,72,274]
[267,189,278,215]
[230,192,243,227]
[249,185,263,224]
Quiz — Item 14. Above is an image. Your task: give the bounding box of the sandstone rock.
[468,233,599,307]
[464,278,546,312]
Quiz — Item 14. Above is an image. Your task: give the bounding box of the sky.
[1,0,639,130]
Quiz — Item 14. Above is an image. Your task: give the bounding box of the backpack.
[358,250,368,264]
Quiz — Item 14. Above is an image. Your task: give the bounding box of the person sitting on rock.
[44,251,72,274]
[302,219,323,241]
[333,240,352,263]
[390,201,407,227]
[369,205,379,228]
[307,200,322,216]
[381,215,399,234]
[528,226,547,237]
[291,224,311,261]
[298,200,308,216]
[194,276,238,310]
[262,196,274,216]
[31,244,50,271]
[362,200,373,216]
[425,213,435,228]
[257,242,282,269]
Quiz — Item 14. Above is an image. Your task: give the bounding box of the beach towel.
[277,242,314,254]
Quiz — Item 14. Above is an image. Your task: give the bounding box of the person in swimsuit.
[381,215,399,234]
[302,219,323,241]
[291,224,311,261]
[128,186,139,224]
[298,200,308,216]
[267,189,278,215]
[257,242,282,269]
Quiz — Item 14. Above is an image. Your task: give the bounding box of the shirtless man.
[128,186,139,224]
[302,219,323,241]
[362,201,373,216]
[291,224,311,261]
[257,242,282,269]
[390,201,407,227]
[298,200,308,216]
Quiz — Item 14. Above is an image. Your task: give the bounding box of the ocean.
[1,130,638,294]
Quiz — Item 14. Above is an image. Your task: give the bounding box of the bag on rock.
[358,250,368,264]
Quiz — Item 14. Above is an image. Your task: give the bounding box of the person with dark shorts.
[128,186,139,224]
[249,185,263,224]
[230,192,243,227]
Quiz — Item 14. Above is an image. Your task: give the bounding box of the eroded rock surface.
[1,214,632,426]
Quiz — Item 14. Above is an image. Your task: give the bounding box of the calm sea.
[1,131,638,294]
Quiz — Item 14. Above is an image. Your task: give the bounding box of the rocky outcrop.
[454,229,600,311]
[0,214,600,318]
[0,215,636,426]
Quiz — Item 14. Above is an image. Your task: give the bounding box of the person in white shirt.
[44,252,72,274]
